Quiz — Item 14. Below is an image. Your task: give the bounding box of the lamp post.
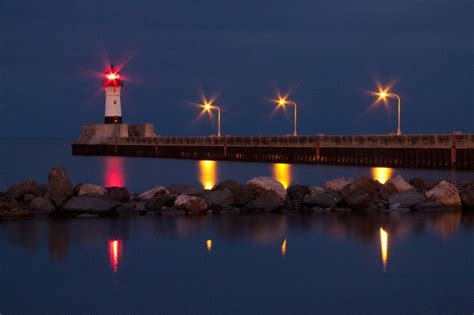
[277,98,298,136]
[375,88,402,136]
[201,102,222,137]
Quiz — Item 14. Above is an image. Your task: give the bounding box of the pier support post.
[450,134,457,168]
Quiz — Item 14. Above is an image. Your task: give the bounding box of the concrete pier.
[72,124,474,169]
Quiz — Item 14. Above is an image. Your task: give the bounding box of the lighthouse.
[103,65,123,124]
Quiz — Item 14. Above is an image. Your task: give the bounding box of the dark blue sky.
[0,0,473,137]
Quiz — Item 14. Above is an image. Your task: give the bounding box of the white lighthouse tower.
[103,65,123,124]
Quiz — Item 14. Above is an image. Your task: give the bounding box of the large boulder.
[245,190,285,212]
[145,194,175,211]
[204,189,234,208]
[47,167,74,207]
[28,197,56,214]
[425,181,462,207]
[0,195,18,212]
[388,191,426,209]
[384,175,415,193]
[459,182,474,210]
[414,201,455,212]
[167,184,201,196]
[409,177,427,192]
[138,186,169,200]
[6,180,42,201]
[323,177,353,191]
[344,189,373,210]
[78,184,106,196]
[174,194,208,213]
[287,185,310,203]
[303,191,342,208]
[214,180,251,206]
[106,187,130,202]
[61,196,121,215]
[116,201,147,215]
[342,175,376,198]
[247,176,287,201]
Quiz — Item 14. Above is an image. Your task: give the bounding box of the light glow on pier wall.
[379,228,388,271]
[104,157,125,187]
[273,163,292,189]
[371,167,394,184]
[108,240,122,273]
[199,160,217,190]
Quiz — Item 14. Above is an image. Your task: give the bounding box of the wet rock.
[204,189,234,208]
[174,194,208,213]
[78,184,107,196]
[344,189,373,210]
[214,179,251,206]
[385,175,415,193]
[138,186,169,200]
[310,206,332,214]
[303,191,342,208]
[214,204,241,214]
[409,177,427,192]
[28,197,56,214]
[167,184,201,196]
[160,207,186,215]
[388,191,426,209]
[247,176,287,201]
[414,201,455,212]
[47,167,74,207]
[106,187,130,202]
[116,201,147,215]
[6,180,42,201]
[287,185,310,203]
[425,181,462,207]
[145,194,175,211]
[61,196,121,215]
[245,190,285,212]
[323,177,354,191]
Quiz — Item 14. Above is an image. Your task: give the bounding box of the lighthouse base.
[104,116,123,124]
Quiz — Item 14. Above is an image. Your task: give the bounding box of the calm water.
[1,138,473,314]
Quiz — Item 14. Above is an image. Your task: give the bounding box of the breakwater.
[72,124,474,169]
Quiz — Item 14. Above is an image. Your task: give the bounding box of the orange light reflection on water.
[379,228,388,272]
[273,163,292,189]
[206,239,213,253]
[371,167,394,184]
[108,240,122,273]
[199,160,217,190]
[104,157,125,187]
[281,239,287,256]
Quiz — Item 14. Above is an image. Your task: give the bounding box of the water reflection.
[206,239,213,253]
[281,238,287,256]
[379,227,388,272]
[199,160,217,190]
[104,157,126,187]
[273,163,292,189]
[108,240,122,273]
[371,167,394,184]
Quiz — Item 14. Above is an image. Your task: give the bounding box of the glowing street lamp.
[373,86,402,136]
[200,101,222,137]
[276,97,298,136]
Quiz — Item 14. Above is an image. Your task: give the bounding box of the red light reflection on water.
[104,157,125,187]
[108,240,122,273]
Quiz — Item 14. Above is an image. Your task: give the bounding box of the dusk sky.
[0,0,472,137]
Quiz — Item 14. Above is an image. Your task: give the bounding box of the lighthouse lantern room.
[103,65,123,124]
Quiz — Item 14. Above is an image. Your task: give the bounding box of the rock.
[425,181,462,207]
[414,201,455,212]
[459,182,474,210]
[0,207,32,219]
[6,180,42,201]
[145,194,175,211]
[47,167,74,207]
[106,187,130,202]
[287,185,310,202]
[388,191,426,209]
[308,186,325,195]
[385,175,415,193]
[73,183,84,196]
[116,201,147,215]
[204,189,234,208]
[0,196,18,211]
[160,207,186,215]
[303,191,342,208]
[213,204,241,214]
[214,180,251,206]
[61,196,121,215]
[342,175,376,198]
[78,184,107,196]
[174,194,208,213]
[245,190,285,212]
[23,193,36,203]
[28,197,56,214]
[138,186,169,200]
[310,206,332,214]
[247,176,287,201]
[344,189,373,210]
[167,184,201,196]
[323,177,354,191]
[409,177,427,192]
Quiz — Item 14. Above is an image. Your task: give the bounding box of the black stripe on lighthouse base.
[104,116,123,124]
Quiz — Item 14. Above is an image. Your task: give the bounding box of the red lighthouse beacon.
[103,65,123,124]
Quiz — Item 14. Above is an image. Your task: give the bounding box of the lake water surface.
[0,139,473,314]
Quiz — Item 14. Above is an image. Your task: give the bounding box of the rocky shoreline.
[1,167,473,220]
